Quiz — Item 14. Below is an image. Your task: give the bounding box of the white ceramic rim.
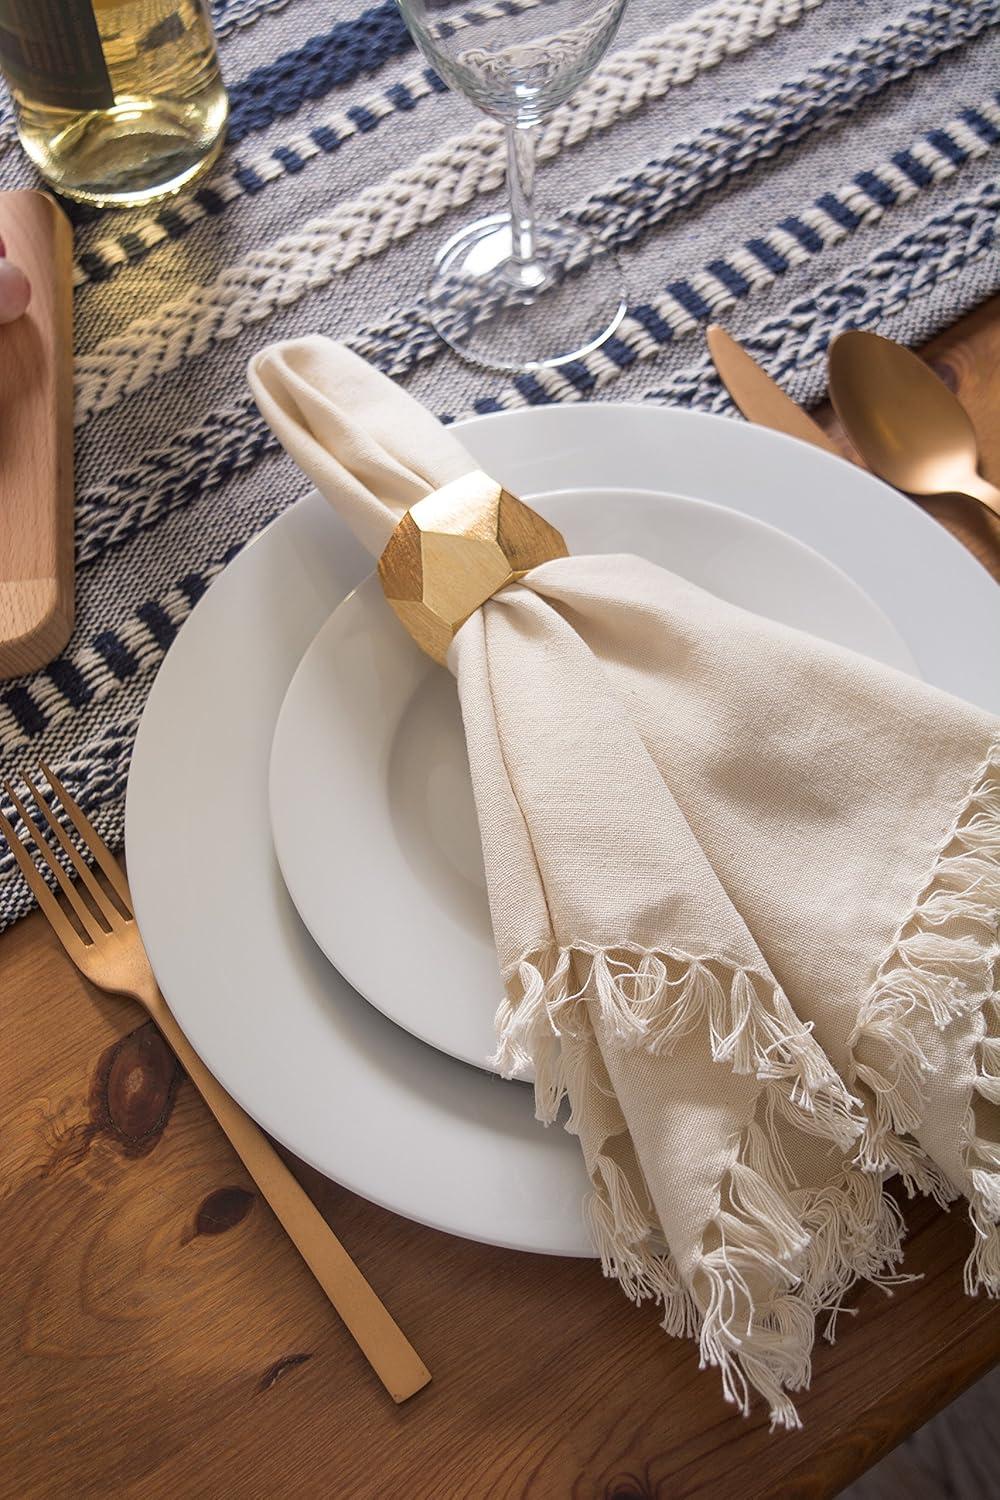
[125,403,1000,1256]
[267,483,917,1072]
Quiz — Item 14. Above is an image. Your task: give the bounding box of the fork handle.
[150,997,431,1403]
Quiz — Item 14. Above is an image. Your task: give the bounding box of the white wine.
[0,0,228,208]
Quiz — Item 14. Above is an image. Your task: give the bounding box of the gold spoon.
[828,329,1000,519]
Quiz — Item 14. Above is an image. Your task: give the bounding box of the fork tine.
[3,781,106,944]
[0,805,84,955]
[21,771,122,927]
[39,760,132,913]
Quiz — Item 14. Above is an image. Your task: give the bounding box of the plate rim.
[125,400,1000,1255]
[267,480,918,1071]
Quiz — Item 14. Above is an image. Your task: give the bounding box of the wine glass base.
[428,214,627,373]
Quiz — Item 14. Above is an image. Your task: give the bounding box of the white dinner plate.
[269,487,916,1072]
[125,404,1000,1257]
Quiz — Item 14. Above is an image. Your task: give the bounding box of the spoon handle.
[961,473,1000,519]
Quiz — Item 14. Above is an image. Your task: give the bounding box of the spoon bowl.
[828,329,1000,516]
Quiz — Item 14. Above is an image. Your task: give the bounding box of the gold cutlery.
[705,323,844,458]
[828,329,1000,519]
[0,763,431,1405]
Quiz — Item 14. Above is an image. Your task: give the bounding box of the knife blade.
[706,324,844,459]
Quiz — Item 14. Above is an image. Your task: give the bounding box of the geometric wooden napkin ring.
[377,469,569,665]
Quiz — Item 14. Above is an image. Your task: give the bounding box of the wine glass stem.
[505,123,537,270]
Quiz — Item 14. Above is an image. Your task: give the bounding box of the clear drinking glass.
[396,0,630,371]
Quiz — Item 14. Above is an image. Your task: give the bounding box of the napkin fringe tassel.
[850,739,1000,1297]
[964,989,1000,1298]
[495,944,862,1148]
[584,1117,907,1432]
[494,944,913,1429]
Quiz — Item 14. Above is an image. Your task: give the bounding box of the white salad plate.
[126,404,1000,1257]
[269,486,916,1073]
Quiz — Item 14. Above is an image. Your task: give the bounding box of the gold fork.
[0,763,431,1404]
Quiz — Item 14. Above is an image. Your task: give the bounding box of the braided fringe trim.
[850,740,1000,1296]
[494,946,906,1428]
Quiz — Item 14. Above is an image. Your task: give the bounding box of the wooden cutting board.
[0,188,73,682]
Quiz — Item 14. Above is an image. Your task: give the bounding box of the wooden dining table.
[3,298,999,1500]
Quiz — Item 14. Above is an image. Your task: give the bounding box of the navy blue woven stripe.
[600,336,637,369]
[310,123,343,153]
[178,573,210,609]
[93,631,140,680]
[629,304,675,344]
[666,280,714,320]
[158,206,189,239]
[513,373,556,404]
[117,230,150,264]
[778,216,824,253]
[558,360,598,393]
[198,185,229,216]
[46,659,93,709]
[707,258,751,297]
[856,170,898,207]
[76,402,277,569]
[893,148,935,187]
[348,104,380,133]
[225,0,457,146]
[638,183,999,418]
[386,81,417,111]
[77,248,114,283]
[2,684,46,739]
[961,105,1000,144]
[137,602,177,651]
[235,162,268,193]
[226,2,413,144]
[926,127,970,165]
[816,193,862,230]
[577,1,1000,255]
[746,238,790,273]
[271,145,305,173]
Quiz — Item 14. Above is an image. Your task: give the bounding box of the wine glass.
[396,0,630,371]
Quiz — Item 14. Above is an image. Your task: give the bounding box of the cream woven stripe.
[73,0,822,425]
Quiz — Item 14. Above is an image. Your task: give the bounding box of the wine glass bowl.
[396,0,631,371]
[404,0,629,124]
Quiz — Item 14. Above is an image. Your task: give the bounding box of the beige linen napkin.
[250,337,999,1427]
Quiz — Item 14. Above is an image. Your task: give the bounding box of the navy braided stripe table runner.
[0,0,997,928]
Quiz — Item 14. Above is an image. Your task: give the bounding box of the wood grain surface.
[2,301,999,1500]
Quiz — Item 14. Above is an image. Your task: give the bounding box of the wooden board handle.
[0,189,74,681]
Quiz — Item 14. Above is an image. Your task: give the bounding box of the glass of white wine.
[396,0,630,371]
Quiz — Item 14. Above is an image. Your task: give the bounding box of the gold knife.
[706,324,844,459]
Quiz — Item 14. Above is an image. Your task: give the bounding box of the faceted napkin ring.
[377,470,569,664]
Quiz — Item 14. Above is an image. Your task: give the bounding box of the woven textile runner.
[0,0,998,932]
